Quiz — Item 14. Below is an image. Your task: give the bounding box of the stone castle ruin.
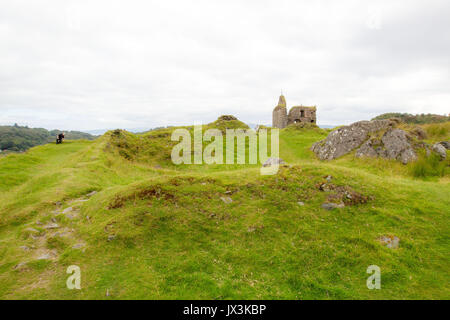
[272,94,317,129]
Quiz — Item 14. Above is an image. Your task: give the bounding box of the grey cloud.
[0,0,449,130]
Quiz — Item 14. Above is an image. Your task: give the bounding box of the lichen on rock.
[311,119,422,164]
[311,119,395,161]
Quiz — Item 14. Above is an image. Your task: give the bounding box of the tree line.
[0,124,97,152]
[372,113,450,124]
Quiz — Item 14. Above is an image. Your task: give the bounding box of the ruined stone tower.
[272,95,316,128]
[272,95,288,128]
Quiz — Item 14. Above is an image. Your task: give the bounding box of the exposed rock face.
[432,143,447,159]
[355,140,379,158]
[311,120,395,160]
[412,127,427,140]
[317,181,370,206]
[311,120,420,164]
[380,129,417,164]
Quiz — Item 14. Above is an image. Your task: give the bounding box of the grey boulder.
[321,203,345,210]
[356,129,417,164]
[312,119,418,164]
[311,120,395,160]
[381,129,417,164]
[432,143,447,159]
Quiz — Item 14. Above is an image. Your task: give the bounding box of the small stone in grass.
[62,207,73,214]
[220,196,233,204]
[43,223,59,229]
[14,262,27,270]
[86,191,98,197]
[379,235,400,249]
[321,203,344,210]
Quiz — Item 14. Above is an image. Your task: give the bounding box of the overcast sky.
[1,0,449,130]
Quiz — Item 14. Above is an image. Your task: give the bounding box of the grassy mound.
[206,116,250,133]
[0,123,448,299]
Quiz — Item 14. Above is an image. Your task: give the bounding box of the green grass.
[409,152,448,179]
[0,125,449,300]
[423,122,450,141]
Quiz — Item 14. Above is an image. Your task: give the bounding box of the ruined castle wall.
[272,107,288,128]
[287,107,316,125]
[272,95,316,128]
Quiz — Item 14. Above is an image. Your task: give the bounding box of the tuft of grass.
[46,237,67,250]
[409,152,447,179]
[27,260,52,271]
[422,122,450,141]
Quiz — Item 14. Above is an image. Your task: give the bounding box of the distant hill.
[372,113,450,124]
[0,124,97,152]
[83,127,153,135]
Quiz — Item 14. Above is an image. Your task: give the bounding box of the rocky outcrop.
[311,120,420,164]
[412,127,427,140]
[311,120,395,161]
[355,140,379,158]
[432,143,447,160]
[379,129,417,164]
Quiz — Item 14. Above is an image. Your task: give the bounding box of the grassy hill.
[372,113,450,124]
[0,121,448,299]
[0,124,97,152]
